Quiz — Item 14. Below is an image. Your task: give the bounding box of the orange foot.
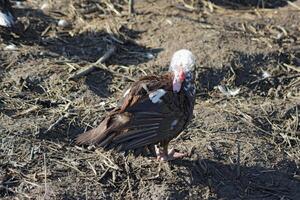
[155,146,187,161]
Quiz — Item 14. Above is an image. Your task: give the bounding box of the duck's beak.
[173,68,185,93]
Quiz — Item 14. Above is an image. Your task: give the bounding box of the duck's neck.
[182,71,195,97]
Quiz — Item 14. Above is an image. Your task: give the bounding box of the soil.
[1,0,300,199]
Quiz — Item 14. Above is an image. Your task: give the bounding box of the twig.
[283,63,300,73]
[43,103,71,134]
[104,1,122,16]
[23,180,41,188]
[95,150,120,170]
[69,45,116,80]
[287,1,300,10]
[12,105,39,117]
[236,139,241,177]
[128,0,134,14]
[43,153,48,199]
[53,159,84,175]
[44,113,70,134]
[87,161,97,176]
[125,161,133,199]
[99,168,109,181]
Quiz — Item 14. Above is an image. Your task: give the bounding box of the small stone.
[15,1,26,9]
[262,70,271,78]
[40,3,50,10]
[57,19,70,28]
[4,44,18,51]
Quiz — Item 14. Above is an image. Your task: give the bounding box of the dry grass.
[0,0,299,199]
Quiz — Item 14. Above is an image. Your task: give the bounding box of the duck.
[76,49,196,161]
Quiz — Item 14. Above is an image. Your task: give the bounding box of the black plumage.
[76,49,196,161]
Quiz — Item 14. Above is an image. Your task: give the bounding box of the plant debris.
[0,0,299,199]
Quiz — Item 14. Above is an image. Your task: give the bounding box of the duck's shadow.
[208,0,297,9]
[169,158,300,199]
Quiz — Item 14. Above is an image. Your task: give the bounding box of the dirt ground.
[0,0,300,199]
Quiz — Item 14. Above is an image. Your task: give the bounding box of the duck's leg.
[155,141,187,161]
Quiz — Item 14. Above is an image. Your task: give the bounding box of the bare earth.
[0,0,300,199]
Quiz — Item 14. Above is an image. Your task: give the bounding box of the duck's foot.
[155,146,187,161]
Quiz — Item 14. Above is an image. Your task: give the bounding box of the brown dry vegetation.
[0,0,300,199]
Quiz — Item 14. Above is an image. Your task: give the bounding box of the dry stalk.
[287,1,300,10]
[104,0,122,16]
[43,103,72,134]
[53,159,84,175]
[12,105,40,118]
[128,0,134,14]
[43,153,48,199]
[95,150,120,170]
[87,161,97,176]
[283,63,300,73]
[69,45,117,80]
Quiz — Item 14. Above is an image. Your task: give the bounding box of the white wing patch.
[149,89,166,103]
[123,88,131,97]
[170,119,178,130]
[0,11,14,27]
